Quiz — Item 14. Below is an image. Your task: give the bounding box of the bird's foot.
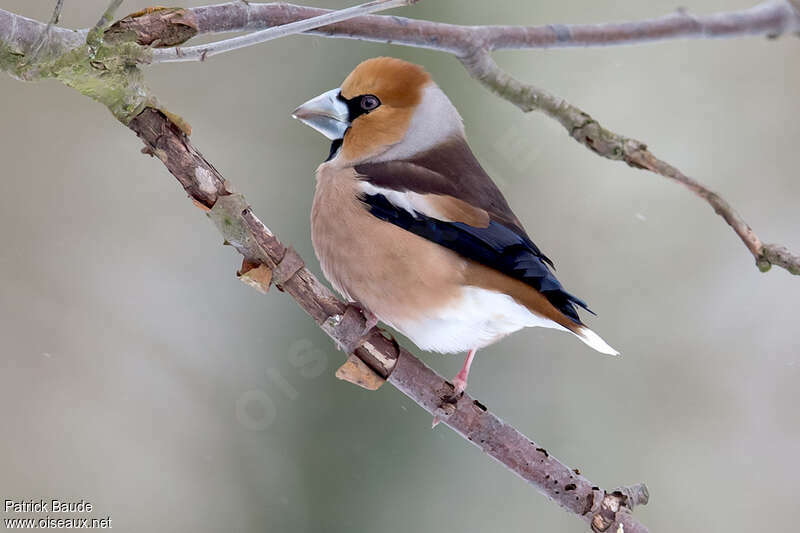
[432,349,477,428]
[451,376,467,397]
[432,378,468,428]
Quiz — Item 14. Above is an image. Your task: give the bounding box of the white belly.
[385,286,568,354]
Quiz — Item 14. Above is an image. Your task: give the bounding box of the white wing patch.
[358,181,457,222]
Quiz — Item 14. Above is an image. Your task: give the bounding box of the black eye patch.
[327,93,382,160]
[338,92,381,121]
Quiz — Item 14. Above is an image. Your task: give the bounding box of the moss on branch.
[46,41,153,122]
[1,17,154,124]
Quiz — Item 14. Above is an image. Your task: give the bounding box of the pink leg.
[432,348,477,428]
[452,348,477,396]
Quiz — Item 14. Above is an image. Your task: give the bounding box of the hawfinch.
[293,57,618,398]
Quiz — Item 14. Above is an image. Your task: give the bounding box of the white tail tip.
[576,327,619,356]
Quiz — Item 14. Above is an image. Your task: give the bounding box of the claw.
[430,349,477,428]
[452,376,467,397]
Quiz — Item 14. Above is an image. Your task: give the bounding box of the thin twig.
[48,0,65,26]
[151,0,416,63]
[86,0,123,47]
[25,0,64,64]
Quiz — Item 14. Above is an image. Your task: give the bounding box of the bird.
[292,57,618,408]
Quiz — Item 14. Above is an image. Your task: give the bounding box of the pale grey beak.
[292,88,350,140]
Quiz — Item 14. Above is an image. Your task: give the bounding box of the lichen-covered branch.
[0,9,83,76]
[0,5,153,122]
[25,0,64,65]
[87,0,124,48]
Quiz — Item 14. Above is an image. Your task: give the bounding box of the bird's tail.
[573,326,619,356]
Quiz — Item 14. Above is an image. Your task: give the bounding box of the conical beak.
[292,88,350,140]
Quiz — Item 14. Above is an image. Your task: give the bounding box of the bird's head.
[293,57,464,164]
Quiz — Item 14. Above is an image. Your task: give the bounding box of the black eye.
[360,95,380,112]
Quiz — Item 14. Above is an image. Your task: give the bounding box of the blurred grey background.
[1,1,798,531]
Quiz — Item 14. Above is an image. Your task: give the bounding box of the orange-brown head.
[293,57,464,164]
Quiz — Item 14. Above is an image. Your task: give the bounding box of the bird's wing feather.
[354,144,593,325]
[355,137,526,234]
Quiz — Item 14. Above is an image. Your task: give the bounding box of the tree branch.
[183,1,800,52]
[25,0,64,65]
[0,9,85,76]
[459,50,800,275]
[87,0,124,48]
[152,0,417,63]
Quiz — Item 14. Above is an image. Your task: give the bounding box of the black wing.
[361,192,593,325]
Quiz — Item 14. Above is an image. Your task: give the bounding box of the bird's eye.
[360,95,380,112]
